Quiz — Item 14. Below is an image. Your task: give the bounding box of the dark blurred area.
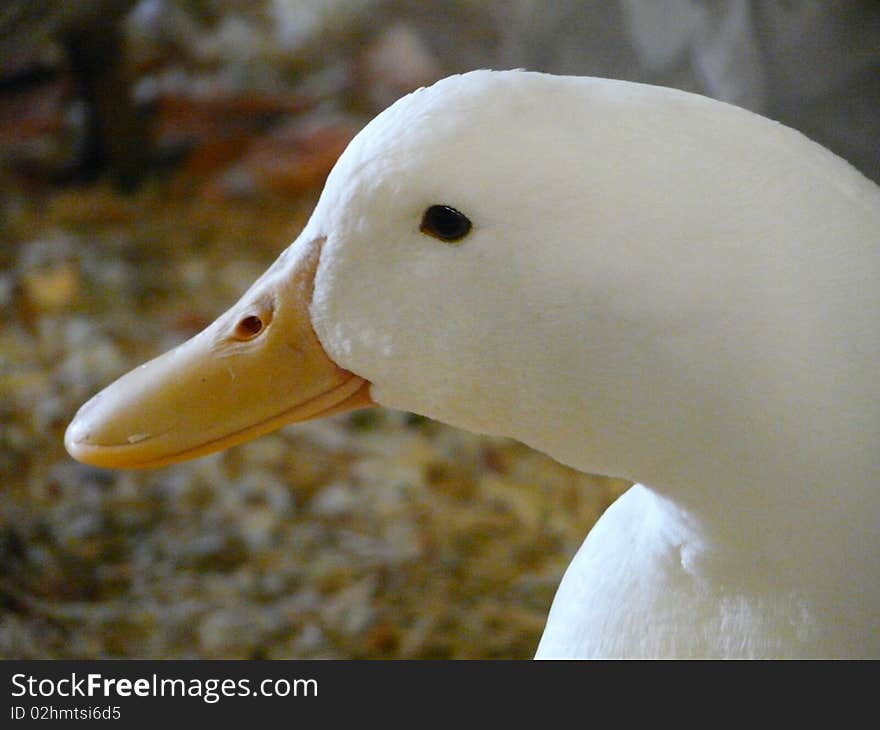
[1,0,878,190]
[0,1,877,659]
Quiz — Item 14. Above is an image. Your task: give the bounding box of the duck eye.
[233,315,265,341]
[420,205,472,242]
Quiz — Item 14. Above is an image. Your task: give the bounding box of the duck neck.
[530,387,878,590]
[631,446,880,604]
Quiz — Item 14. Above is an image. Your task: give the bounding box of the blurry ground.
[0,1,630,659]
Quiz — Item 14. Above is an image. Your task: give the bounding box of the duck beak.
[64,236,373,469]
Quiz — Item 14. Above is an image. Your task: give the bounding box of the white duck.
[65,70,880,658]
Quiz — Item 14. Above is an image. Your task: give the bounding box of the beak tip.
[63,418,125,469]
[64,394,113,466]
[64,413,90,462]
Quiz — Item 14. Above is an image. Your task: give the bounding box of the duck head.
[66,70,878,504]
[67,70,614,470]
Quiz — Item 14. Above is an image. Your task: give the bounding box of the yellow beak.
[64,236,373,469]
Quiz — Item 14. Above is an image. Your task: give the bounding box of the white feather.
[298,70,880,657]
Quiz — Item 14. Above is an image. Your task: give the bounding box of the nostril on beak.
[234,315,265,340]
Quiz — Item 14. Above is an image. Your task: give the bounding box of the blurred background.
[0,0,877,658]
